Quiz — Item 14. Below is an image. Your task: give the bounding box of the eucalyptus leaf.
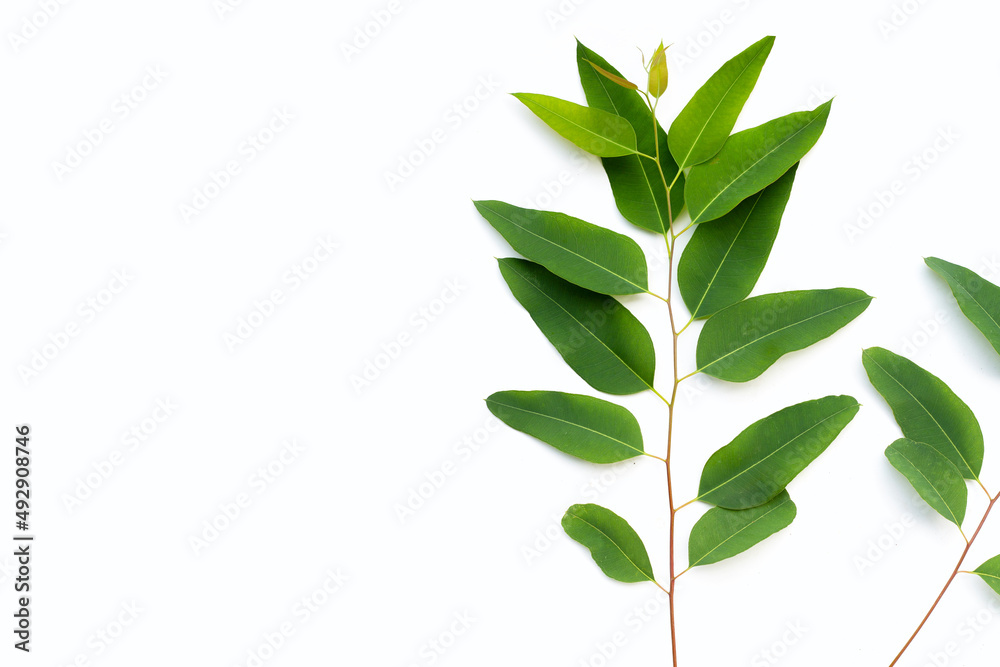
[688,491,796,567]
[926,257,1000,359]
[585,59,638,90]
[686,100,832,225]
[669,36,775,170]
[885,438,967,527]
[678,165,796,319]
[498,258,655,395]
[697,288,873,382]
[474,200,648,295]
[973,555,1000,597]
[485,390,644,463]
[562,503,655,583]
[576,41,685,234]
[862,347,984,480]
[513,92,638,158]
[698,395,860,509]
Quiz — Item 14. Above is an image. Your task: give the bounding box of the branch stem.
[648,92,683,667]
[888,489,1000,666]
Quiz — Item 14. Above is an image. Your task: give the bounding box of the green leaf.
[485,390,645,463]
[584,59,638,90]
[678,164,796,319]
[885,439,967,527]
[669,36,775,170]
[576,40,685,234]
[562,503,654,583]
[926,257,1000,359]
[698,395,860,509]
[972,555,1000,597]
[513,93,638,158]
[474,200,648,295]
[686,100,832,225]
[688,491,796,567]
[498,258,655,395]
[862,347,984,480]
[697,288,872,382]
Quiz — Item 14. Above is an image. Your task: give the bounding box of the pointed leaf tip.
[862,347,984,480]
[669,36,776,169]
[688,491,796,567]
[698,395,859,509]
[686,100,832,224]
[925,257,1000,360]
[513,92,638,158]
[562,504,654,583]
[885,438,967,527]
[486,390,645,463]
[585,59,639,90]
[973,556,1000,597]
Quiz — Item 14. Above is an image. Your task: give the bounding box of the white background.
[2,0,1000,665]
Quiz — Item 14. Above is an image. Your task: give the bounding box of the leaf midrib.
[689,192,763,318]
[890,446,961,525]
[691,495,791,567]
[480,203,645,293]
[865,351,978,479]
[699,403,856,501]
[587,61,669,235]
[524,96,636,154]
[936,263,1000,337]
[506,261,652,390]
[567,509,653,581]
[485,398,643,456]
[698,295,870,374]
[690,108,825,223]
[676,41,769,170]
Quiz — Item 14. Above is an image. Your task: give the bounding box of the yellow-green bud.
[647,42,669,98]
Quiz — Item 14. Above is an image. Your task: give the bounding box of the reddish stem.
[888,490,1000,666]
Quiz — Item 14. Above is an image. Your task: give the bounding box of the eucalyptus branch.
[478,36,866,667]
[866,256,1000,664]
[889,491,1000,667]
